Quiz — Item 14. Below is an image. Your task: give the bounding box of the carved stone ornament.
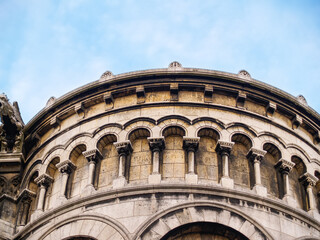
[183,137,200,152]
[46,96,56,107]
[0,94,24,153]
[275,159,295,174]
[83,149,103,163]
[56,160,76,174]
[215,141,234,155]
[238,70,251,79]
[168,61,183,70]
[148,137,165,152]
[299,173,318,187]
[247,148,267,162]
[34,174,54,188]
[297,95,308,105]
[114,141,133,155]
[18,189,36,203]
[99,71,113,81]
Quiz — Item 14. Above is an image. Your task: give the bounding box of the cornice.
[23,67,320,135]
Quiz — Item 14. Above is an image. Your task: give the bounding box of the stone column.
[299,173,318,213]
[183,137,200,184]
[216,141,234,189]
[83,149,103,188]
[34,174,53,212]
[17,189,36,228]
[113,141,132,188]
[275,159,296,206]
[148,137,165,184]
[56,160,76,199]
[247,148,267,196]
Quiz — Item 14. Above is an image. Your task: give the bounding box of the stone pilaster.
[17,189,36,227]
[216,141,234,189]
[113,141,132,188]
[148,137,165,184]
[56,160,76,199]
[247,148,267,196]
[275,159,296,206]
[34,174,53,212]
[183,137,200,184]
[299,173,318,213]
[83,149,102,188]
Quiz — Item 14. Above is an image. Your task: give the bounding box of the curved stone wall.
[1,63,320,240]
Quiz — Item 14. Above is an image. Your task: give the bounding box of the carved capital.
[56,160,76,174]
[83,149,102,163]
[247,148,266,162]
[215,141,234,155]
[299,173,317,187]
[148,137,165,152]
[34,174,53,188]
[183,137,200,152]
[275,159,295,174]
[114,141,133,156]
[18,189,36,203]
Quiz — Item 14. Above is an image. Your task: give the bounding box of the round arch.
[133,201,274,240]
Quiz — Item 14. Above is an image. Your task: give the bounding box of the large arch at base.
[161,222,249,240]
[134,201,274,240]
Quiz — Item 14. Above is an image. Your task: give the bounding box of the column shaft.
[283,172,290,196]
[222,153,229,177]
[36,186,46,211]
[254,160,261,185]
[307,185,316,210]
[88,161,96,185]
[60,172,69,197]
[188,150,195,173]
[152,150,160,173]
[119,154,126,177]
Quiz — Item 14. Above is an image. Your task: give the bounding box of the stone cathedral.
[0,62,320,240]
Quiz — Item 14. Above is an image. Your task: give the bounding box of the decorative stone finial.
[99,71,113,81]
[46,96,56,107]
[168,61,183,70]
[238,70,251,79]
[297,95,308,105]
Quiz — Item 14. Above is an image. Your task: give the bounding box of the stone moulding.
[12,184,320,240]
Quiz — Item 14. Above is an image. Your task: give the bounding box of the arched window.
[230,134,253,189]
[314,171,320,212]
[196,128,219,183]
[162,126,186,181]
[290,156,307,210]
[128,128,151,184]
[262,143,282,198]
[69,144,87,198]
[97,134,117,189]
[45,157,59,209]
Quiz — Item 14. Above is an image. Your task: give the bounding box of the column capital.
[56,160,76,174]
[148,137,165,151]
[83,149,103,163]
[114,140,133,155]
[183,137,200,152]
[299,173,317,187]
[18,189,36,203]
[247,148,266,162]
[34,174,53,188]
[215,141,234,155]
[275,159,295,174]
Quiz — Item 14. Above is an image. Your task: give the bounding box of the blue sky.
[1,0,320,123]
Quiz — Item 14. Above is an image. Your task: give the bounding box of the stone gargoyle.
[0,94,24,153]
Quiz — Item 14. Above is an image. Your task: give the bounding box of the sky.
[0,0,320,123]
